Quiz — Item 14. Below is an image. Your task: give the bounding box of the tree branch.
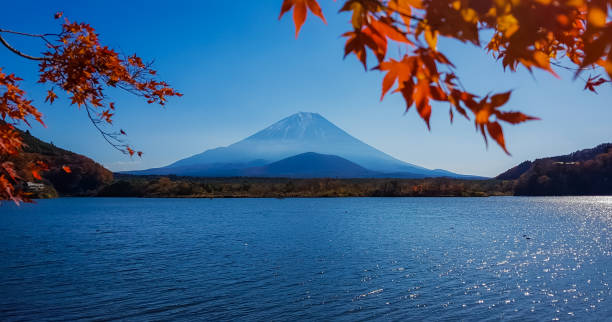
[83,103,130,154]
[0,32,45,61]
[0,28,60,38]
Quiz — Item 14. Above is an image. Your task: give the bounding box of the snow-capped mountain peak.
[130,112,480,179]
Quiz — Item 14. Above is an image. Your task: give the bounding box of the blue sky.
[1,1,611,177]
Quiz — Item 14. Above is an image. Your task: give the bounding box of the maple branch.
[386,17,421,31]
[0,28,60,38]
[0,28,60,48]
[550,61,597,72]
[0,32,45,61]
[377,4,424,22]
[84,103,129,154]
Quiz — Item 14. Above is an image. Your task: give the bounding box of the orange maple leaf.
[45,90,58,104]
[31,170,42,180]
[343,27,387,69]
[279,0,326,38]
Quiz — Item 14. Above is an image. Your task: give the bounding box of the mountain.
[242,152,378,178]
[497,143,612,195]
[130,112,481,179]
[167,112,427,173]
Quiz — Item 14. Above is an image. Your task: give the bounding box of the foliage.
[496,160,532,180]
[279,0,612,152]
[7,126,113,197]
[0,13,180,203]
[100,174,514,198]
[510,143,612,195]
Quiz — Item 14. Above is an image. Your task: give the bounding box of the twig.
[0,28,60,38]
[84,103,129,154]
[0,33,45,61]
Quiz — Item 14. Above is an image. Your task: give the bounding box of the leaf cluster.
[279,0,612,152]
[0,13,181,203]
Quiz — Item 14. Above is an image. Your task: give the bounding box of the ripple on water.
[0,196,611,320]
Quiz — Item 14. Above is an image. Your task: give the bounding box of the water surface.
[1,197,611,320]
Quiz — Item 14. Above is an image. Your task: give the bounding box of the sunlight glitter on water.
[1,197,611,320]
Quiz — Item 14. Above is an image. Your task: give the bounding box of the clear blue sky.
[1,1,611,177]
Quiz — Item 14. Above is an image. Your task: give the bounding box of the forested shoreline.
[95,175,512,198]
[11,126,612,200]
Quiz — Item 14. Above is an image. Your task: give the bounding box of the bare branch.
[551,61,597,72]
[0,33,45,61]
[0,28,61,38]
[83,103,130,154]
[377,3,424,22]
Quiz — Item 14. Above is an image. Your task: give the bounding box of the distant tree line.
[12,123,612,199]
[97,175,514,198]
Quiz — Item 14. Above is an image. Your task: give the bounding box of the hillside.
[497,143,612,195]
[10,128,113,196]
[496,161,533,180]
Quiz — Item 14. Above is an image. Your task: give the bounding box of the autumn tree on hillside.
[279,0,611,151]
[0,13,181,203]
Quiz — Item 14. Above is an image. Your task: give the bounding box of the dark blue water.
[1,197,611,321]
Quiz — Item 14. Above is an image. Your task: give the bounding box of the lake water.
[1,197,611,321]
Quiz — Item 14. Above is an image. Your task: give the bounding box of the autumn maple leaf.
[45,90,58,103]
[279,0,326,38]
[343,28,386,69]
[276,0,611,155]
[584,76,608,93]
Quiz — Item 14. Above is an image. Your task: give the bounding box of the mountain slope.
[242,152,378,178]
[496,143,612,180]
[132,112,477,178]
[496,161,533,180]
[11,128,113,196]
[167,112,427,173]
[497,143,612,195]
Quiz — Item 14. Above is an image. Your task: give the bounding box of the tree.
[279,0,611,151]
[0,12,181,203]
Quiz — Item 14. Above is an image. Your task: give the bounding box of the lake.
[1,197,611,320]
